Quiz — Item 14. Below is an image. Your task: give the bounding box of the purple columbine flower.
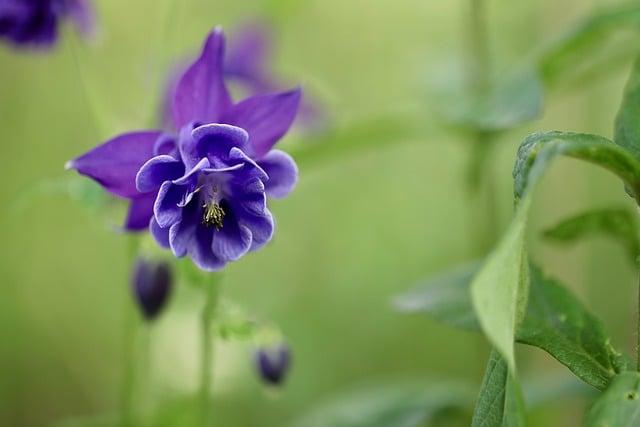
[0,0,94,48]
[161,21,323,131]
[255,344,291,386]
[132,257,172,320]
[67,28,301,271]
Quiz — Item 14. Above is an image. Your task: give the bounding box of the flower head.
[68,28,301,271]
[132,257,172,320]
[255,343,291,386]
[0,0,93,48]
[162,21,324,132]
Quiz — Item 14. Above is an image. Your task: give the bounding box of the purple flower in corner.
[68,28,301,271]
[0,0,94,48]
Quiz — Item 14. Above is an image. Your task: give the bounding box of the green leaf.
[439,67,543,132]
[292,381,473,427]
[615,55,640,160]
[518,266,629,390]
[470,193,531,372]
[471,350,526,427]
[11,175,111,216]
[542,207,640,264]
[585,371,640,426]
[537,3,640,85]
[469,131,633,375]
[289,113,433,169]
[396,264,628,390]
[393,261,482,330]
[514,131,640,202]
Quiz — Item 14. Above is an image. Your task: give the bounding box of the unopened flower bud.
[255,344,291,386]
[132,257,172,320]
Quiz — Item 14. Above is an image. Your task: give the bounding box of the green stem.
[68,35,107,138]
[199,278,220,427]
[465,0,498,253]
[121,237,141,427]
[469,0,490,95]
[637,269,640,372]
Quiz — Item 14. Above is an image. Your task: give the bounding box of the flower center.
[203,201,225,229]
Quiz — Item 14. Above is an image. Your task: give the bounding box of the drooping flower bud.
[131,257,172,320]
[255,344,291,386]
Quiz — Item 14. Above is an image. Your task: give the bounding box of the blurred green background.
[1,0,639,425]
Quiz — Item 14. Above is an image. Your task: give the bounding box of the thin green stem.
[199,278,220,427]
[637,269,640,372]
[121,237,141,427]
[465,0,498,253]
[468,0,490,95]
[68,35,107,138]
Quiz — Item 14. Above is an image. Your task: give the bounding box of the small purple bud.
[255,344,291,386]
[131,257,172,320]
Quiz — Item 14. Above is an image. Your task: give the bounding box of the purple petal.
[136,155,184,193]
[154,134,178,155]
[150,217,170,248]
[242,208,274,251]
[211,219,252,262]
[226,147,268,181]
[154,182,187,228]
[257,149,298,198]
[189,124,249,167]
[189,225,225,271]
[67,0,95,37]
[224,87,302,157]
[172,28,232,129]
[225,21,273,89]
[67,131,162,198]
[230,178,268,217]
[124,193,156,231]
[168,202,200,257]
[173,157,210,186]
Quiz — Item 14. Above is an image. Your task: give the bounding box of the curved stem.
[199,278,220,427]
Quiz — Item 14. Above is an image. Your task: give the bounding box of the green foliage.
[518,266,629,390]
[537,3,640,85]
[393,261,482,330]
[585,372,640,426]
[615,56,640,160]
[289,113,433,169]
[396,263,627,390]
[471,350,526,427]
[542,207,640,264]
[215,301,258,341]
[432,3,640,135]
[470,195,531,372]
[441,68,543,132]
[513,131,640,202]
[292,381,473,427]
[12,175,111,216]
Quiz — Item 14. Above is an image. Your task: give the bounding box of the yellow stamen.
[203,202,225,230]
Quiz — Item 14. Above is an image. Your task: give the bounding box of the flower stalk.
[637,269,640,372]
[199,277,220,426]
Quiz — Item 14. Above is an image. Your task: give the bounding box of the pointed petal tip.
[64,160,76,171]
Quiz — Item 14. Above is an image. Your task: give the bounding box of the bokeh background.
[1,0,639,425]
